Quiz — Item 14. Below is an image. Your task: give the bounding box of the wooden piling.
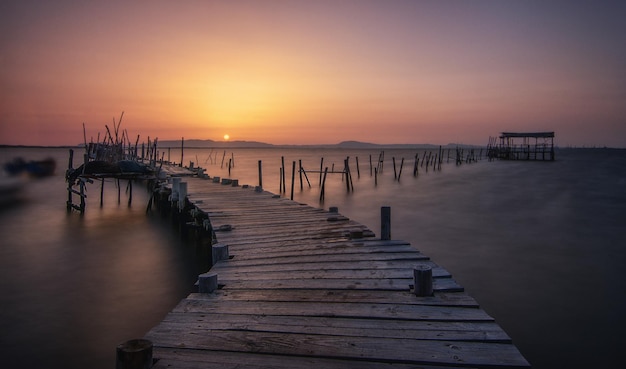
[180,137,184,168]
[298,160,303,190]
[281,156,286,193]
[319,167,328,201]
[290,161,296,200]
[414,265,434,297]
[198,273,218,293]
[116,339,153,369]
[319,157,324,186]
[258,160,263,189]
[392,157,397,180]
[381,206,391,240]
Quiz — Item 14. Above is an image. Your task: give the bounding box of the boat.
[3,157,56,177]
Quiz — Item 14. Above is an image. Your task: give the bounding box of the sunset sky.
[1,1,625,147]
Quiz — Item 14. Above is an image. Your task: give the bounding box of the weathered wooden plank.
[170,299,484,321]
[153,312,511,342]
[151,347,474,369]
[220,245,427,262]
[218,252,431,267]
[214,266,451,280]
[147,330,529,368]
[210,259,443,275]
[217,276,463,292]
[186,290,480,307]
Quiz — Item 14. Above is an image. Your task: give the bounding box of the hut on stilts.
[487,132,555,161]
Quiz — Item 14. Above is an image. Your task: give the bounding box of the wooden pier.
[140,175,530,368]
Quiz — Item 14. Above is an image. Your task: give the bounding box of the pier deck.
[144,177,529,368]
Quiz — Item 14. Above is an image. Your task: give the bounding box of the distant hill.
[150,139,481,149]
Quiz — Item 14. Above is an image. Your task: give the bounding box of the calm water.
[1,146,625,368]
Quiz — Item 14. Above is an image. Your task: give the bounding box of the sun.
[223,134,230,141]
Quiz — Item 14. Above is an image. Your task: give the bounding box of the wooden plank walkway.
[144,177,530,368]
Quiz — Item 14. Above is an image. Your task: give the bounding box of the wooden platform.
[144,177,530,368]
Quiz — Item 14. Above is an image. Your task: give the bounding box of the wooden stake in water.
[319,157,324,186]
[180,137,184,167]
[290,161,296,200]
[320,167,328,201]
[258,160,263,188]
[299,160,304,190]
[381,206,391,240]
[281,156,286,193]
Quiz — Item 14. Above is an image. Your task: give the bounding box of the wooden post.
[299,160,303,190]
[413,153,418,177]
[319,167,328,201]
[355,156,360,178]
[128,180,133,206]
[198,272,218,293]
[413,265,433,297]
[100,178,105,207]
[258,160,263,188]
[178,182,187,211]
[369,154,372,176]
[171,177,181,200]
[290,161,296,200]
[79,179,86,213]
[381,206,391,240]
[319,157,324,186]
[374,167,378,186]
[180,137,184,167]
[67,149,74,211]
[116,338,153,369]
[211,243,229,265]
[281,156,286,193]
[344,159,350,192]
[392,157,397,180]
[398,158,404,180]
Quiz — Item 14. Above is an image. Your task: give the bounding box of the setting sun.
[223,134,230,141]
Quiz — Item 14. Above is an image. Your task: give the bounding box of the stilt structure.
[488,132,555,161]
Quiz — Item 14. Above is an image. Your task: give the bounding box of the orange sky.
[1,1,625,147]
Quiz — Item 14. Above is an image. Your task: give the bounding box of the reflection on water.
[1,147,625,369]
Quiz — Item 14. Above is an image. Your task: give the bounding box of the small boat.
[3,157,56,177]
